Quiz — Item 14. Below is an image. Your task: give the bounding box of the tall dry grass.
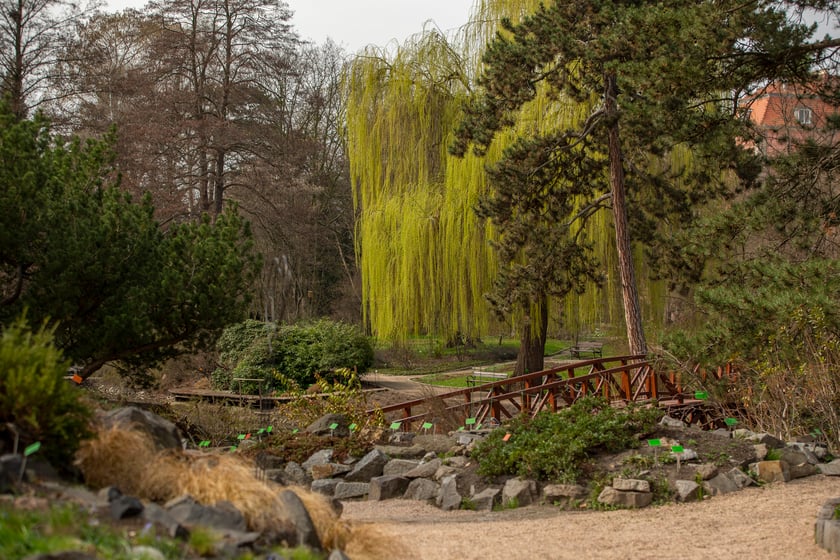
[75,425,398,558]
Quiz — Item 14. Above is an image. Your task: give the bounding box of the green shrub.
[0,318,92,467]
[471,397,662,483]
[212,319,374,394]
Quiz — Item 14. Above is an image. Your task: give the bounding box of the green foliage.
[471,397,661,483]
[213,319,374,393]
[0,105,260,381]
[0,318,92,467]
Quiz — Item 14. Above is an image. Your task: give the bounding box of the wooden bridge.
[369,355,737,430]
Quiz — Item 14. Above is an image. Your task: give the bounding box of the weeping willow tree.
[346,0,810,365]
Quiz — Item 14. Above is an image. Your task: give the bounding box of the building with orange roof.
[741,79,840,157]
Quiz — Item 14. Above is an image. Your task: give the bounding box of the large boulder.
[165,496,246,533]
[103,407,182,451]
[306,414,351,438]
[344,449,389,482]
[403,478,439,502]
[276,489,322,551]
[369,475,410,501]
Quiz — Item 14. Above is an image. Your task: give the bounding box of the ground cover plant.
[471,397,662,483]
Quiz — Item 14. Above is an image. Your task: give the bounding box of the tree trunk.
[513,297,548,376]
[604,72,647,355]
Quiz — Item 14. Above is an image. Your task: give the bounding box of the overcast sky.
[105,0,476,53]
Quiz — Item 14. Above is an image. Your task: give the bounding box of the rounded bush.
[212,319,373,394]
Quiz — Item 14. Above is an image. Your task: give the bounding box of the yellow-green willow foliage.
[346,0,678,344]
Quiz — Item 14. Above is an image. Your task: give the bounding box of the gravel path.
[343,475,840,559]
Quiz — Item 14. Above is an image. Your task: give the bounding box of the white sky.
[104,0,477,53]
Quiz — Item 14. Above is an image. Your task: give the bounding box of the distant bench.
[567,342,604,359]
[466,370,509,387]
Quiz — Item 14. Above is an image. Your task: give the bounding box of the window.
[795,107,813,125]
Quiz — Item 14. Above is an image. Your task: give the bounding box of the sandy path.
[343,475,840,559]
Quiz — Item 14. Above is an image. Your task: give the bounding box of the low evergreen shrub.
[471,397,661,483]
[0,318,93,467]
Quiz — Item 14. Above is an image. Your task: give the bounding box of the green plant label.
[257,428,265,435]
[237,434,246,440]
[329,423,339,430]
[267,426,273,433]
[230,446,237,452]
[724,418,738,427]
[422,422,433,430]
[465,417,476,425]
[291,428,299,434]
[647,439,661,447]
[694,391,708,400]
[671,445,684,453]
[24,442,41,456]
[198,440,210,447]
[349,423,357,432]
[390,422,402,430]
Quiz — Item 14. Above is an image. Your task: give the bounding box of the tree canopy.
[0,105,260,379]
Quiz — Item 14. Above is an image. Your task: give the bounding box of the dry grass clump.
[75,425,397,558]
[75,425,158,496]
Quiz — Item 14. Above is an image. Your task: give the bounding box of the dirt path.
[343,475,840,559]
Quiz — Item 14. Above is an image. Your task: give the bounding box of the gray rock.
[711,428,731,438]
[444,456,469,468]
[703,474,737,496]
[674,480,702,502]
[334,482,370,500]
[306,413,351,438]
[412,435,458,454]
[388,431,415,444]
[786,442,820,464]
[470,487,500,511]
[403,478,439,502]
[345,449,389,482]
[0,453,22,493]
[310,478,341,497]
[110,495,144,520]
[433,465,457,481]
[612,478,650,492]
[502,478,537,508]
[753,432,786,449]
[383,459,421,476]
[311,463,352,480]
[404,458,441,479]
[659,415,687,428]
[166,496,246,532]
[374,444,426,459]
[820,459,840,476]
[780,449,809,467]
[277,489,322,551]
[328,550,352,560]
[369,475,410,501]
[674,448,698,461]
[302,449,334,471]
[725,467,754,490]
[753,443,768,461]
[817,518,840,555]
[284,461,313,486]
[789,462,818,479]
[99,486,122,504]
[103,407,182,451]
[597,486,652,508]
[733,428,755,439]
[437,474,461,511]
[142,502,188,539]
[543,484,588,507]
[693,464,718,481]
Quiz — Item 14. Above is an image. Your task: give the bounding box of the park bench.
[567,341,604,359]
[466,370,509,387]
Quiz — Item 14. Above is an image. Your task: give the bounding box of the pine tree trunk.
[604,73,647,356]
[513,297,548,375]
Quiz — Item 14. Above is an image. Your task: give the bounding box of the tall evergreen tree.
[451,0,820,357]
